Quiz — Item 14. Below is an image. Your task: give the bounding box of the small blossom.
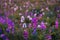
[21,16,25,23]
[29,17,32,20]
[32,17,38,28]
[40,21,46,30]
[32,28,37,37]
[14,6,18,11]
[55,19,59,29]
[6,17,15,33]
[0,34,5,37]
[34,14,37,17]
[27,15,32,20]
[37,25,41,28]
[19,13,22,16]
[45,34,51,40]
[27,15,30,18]
[40,8,44,12]
[0,34,9,40]
[42,12,45,15]
[46,7,50,11]
[22,23,27,28]
[28,23,32,28]
[0,17,6,24]
[23,30,28,40]
[39,14,43,17]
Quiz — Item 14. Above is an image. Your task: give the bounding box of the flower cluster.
[0,0,60,40]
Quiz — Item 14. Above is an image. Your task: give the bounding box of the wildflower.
[0,17,5,24]
[32,17,38,28]
[0,34,9,40]
[39,14,43,17]
[40,21,46,30]
[34,14,37,17]
[40,8,44,12]
[27,15,32,20]
[6,17,15,33]
[55,19,59,29]
[22,23,27,28]
[23,30,28,40]
[32,28,38,40]
[32,28,37,36]
[57,13,60,18]
[28,23,32,28]
[6,28,10,33]
[27,15,30,18]
[19,13,22,16]
[45,34,52,40]
[14,5,18,12]
[37,25,41,28]
[32,17,38,23]
[21,16,25,23]
[45,7,50,11]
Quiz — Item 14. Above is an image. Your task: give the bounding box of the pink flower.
[55,19,59,29]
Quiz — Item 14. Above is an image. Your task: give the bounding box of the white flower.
[42,12,45,15]
[14,6,18,11]
[27,15,32,20]
[23,23,27,28]
[27,15,30,18]
[29,17,32,20]
[21,16,25,22]
[19,13,22,16]
[37,25,41,28]
[41,8,44,11]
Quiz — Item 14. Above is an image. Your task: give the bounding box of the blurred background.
[0,0,60,40]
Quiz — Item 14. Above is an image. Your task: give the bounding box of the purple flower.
[45,34,51,40]
[6,28,10,33]
[5,17,15,33]
[55,19,59,29]
[32,28,37,36]
[23,30,28,40]
[57,14,60,18]
[32,17,38,23]
[32,17,38,28]
[0,17,6,24]
[40,21,46,30]
[6,17,14,27]
[0,34,9,40]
